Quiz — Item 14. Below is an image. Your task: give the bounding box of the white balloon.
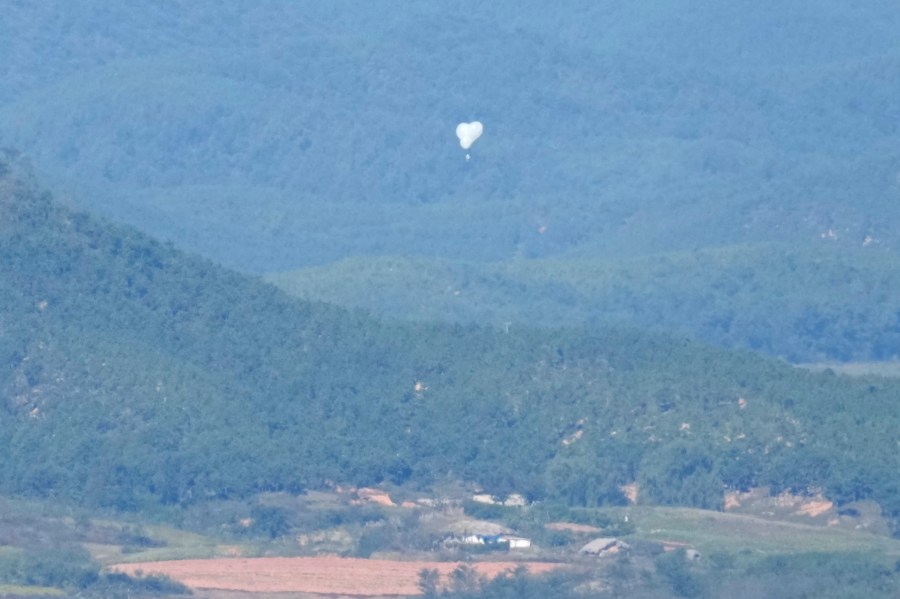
[456,121,483,150]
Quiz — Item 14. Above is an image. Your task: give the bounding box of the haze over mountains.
[2,1,899,271]
[267,245,900,363]
[2,5,900,595]
[3,1,899,366]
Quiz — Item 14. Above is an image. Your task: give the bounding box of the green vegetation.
[421,550,900,599]
[1,154,899,537]
[0,496,203,596]
[1,1,899,274]
[801,361,900,378]
[3,4,899,595]
[0,546,97,591]
[420,566,585,599]
[268,245,900,362]
[648,549,900,599]
[0,545,189,598]
[622,506,900,557]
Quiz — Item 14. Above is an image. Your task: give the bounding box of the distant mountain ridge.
[1,1,899,271]
[1,154,899,535]
[267,245,900,363]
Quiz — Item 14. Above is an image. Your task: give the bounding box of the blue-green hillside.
[1,1,899,272]
[267,245,900,362]
[1,155,898,533]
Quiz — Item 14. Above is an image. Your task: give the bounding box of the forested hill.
[2,1,899,271]
[1,155,899,531]
[267,246,900,363]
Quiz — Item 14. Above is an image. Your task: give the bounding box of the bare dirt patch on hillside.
[111,556,562,596]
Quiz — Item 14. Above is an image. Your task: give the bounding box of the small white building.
[472,493,497,505]
[580,537,629,556]
[500,535,532,549]
[503,493,527,507]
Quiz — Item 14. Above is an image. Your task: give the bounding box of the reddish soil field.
[112,556,562,596]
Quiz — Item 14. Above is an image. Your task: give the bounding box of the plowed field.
[112,556,562,596]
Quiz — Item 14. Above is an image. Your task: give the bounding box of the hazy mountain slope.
[266,245,900,362]
[1,155,898,529]
[1,2,899,271]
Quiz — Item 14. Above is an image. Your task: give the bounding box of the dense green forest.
[3,1,898,366]
[3,3,900,596]
[1,154,898,535]
[1,1,899,272]
[268,245,900,362]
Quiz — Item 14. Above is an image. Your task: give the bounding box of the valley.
[2,3,900,597]
[2,484,898,598]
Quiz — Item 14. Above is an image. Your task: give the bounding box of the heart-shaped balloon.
[456,121,483,150]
